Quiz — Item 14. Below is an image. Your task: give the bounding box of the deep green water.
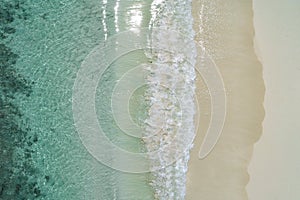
[0,0,153,199]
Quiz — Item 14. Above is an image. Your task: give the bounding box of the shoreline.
[186,0,265,199]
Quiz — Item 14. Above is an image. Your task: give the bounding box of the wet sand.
[186,0,265,199]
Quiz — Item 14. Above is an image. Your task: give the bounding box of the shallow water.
[0,0,196,199]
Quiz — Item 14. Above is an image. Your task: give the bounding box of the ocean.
[0,0,196,199]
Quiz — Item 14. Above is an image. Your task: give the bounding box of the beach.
[1,0,299,199]
[247,1,300,199]
[187,0,264,199]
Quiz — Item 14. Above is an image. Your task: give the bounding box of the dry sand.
[186,0,264,199]
[247,1,300,199]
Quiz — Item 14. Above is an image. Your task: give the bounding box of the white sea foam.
[144,0,196,199]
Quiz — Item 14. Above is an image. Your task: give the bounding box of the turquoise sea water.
[0,0,195,199]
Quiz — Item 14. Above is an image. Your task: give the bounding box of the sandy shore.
[247,1,300,199]
[186,0,265,199]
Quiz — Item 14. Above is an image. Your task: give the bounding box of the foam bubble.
[144,0,196,199]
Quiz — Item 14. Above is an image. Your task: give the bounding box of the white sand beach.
[247,1,300,199]
[187,0,264,199]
